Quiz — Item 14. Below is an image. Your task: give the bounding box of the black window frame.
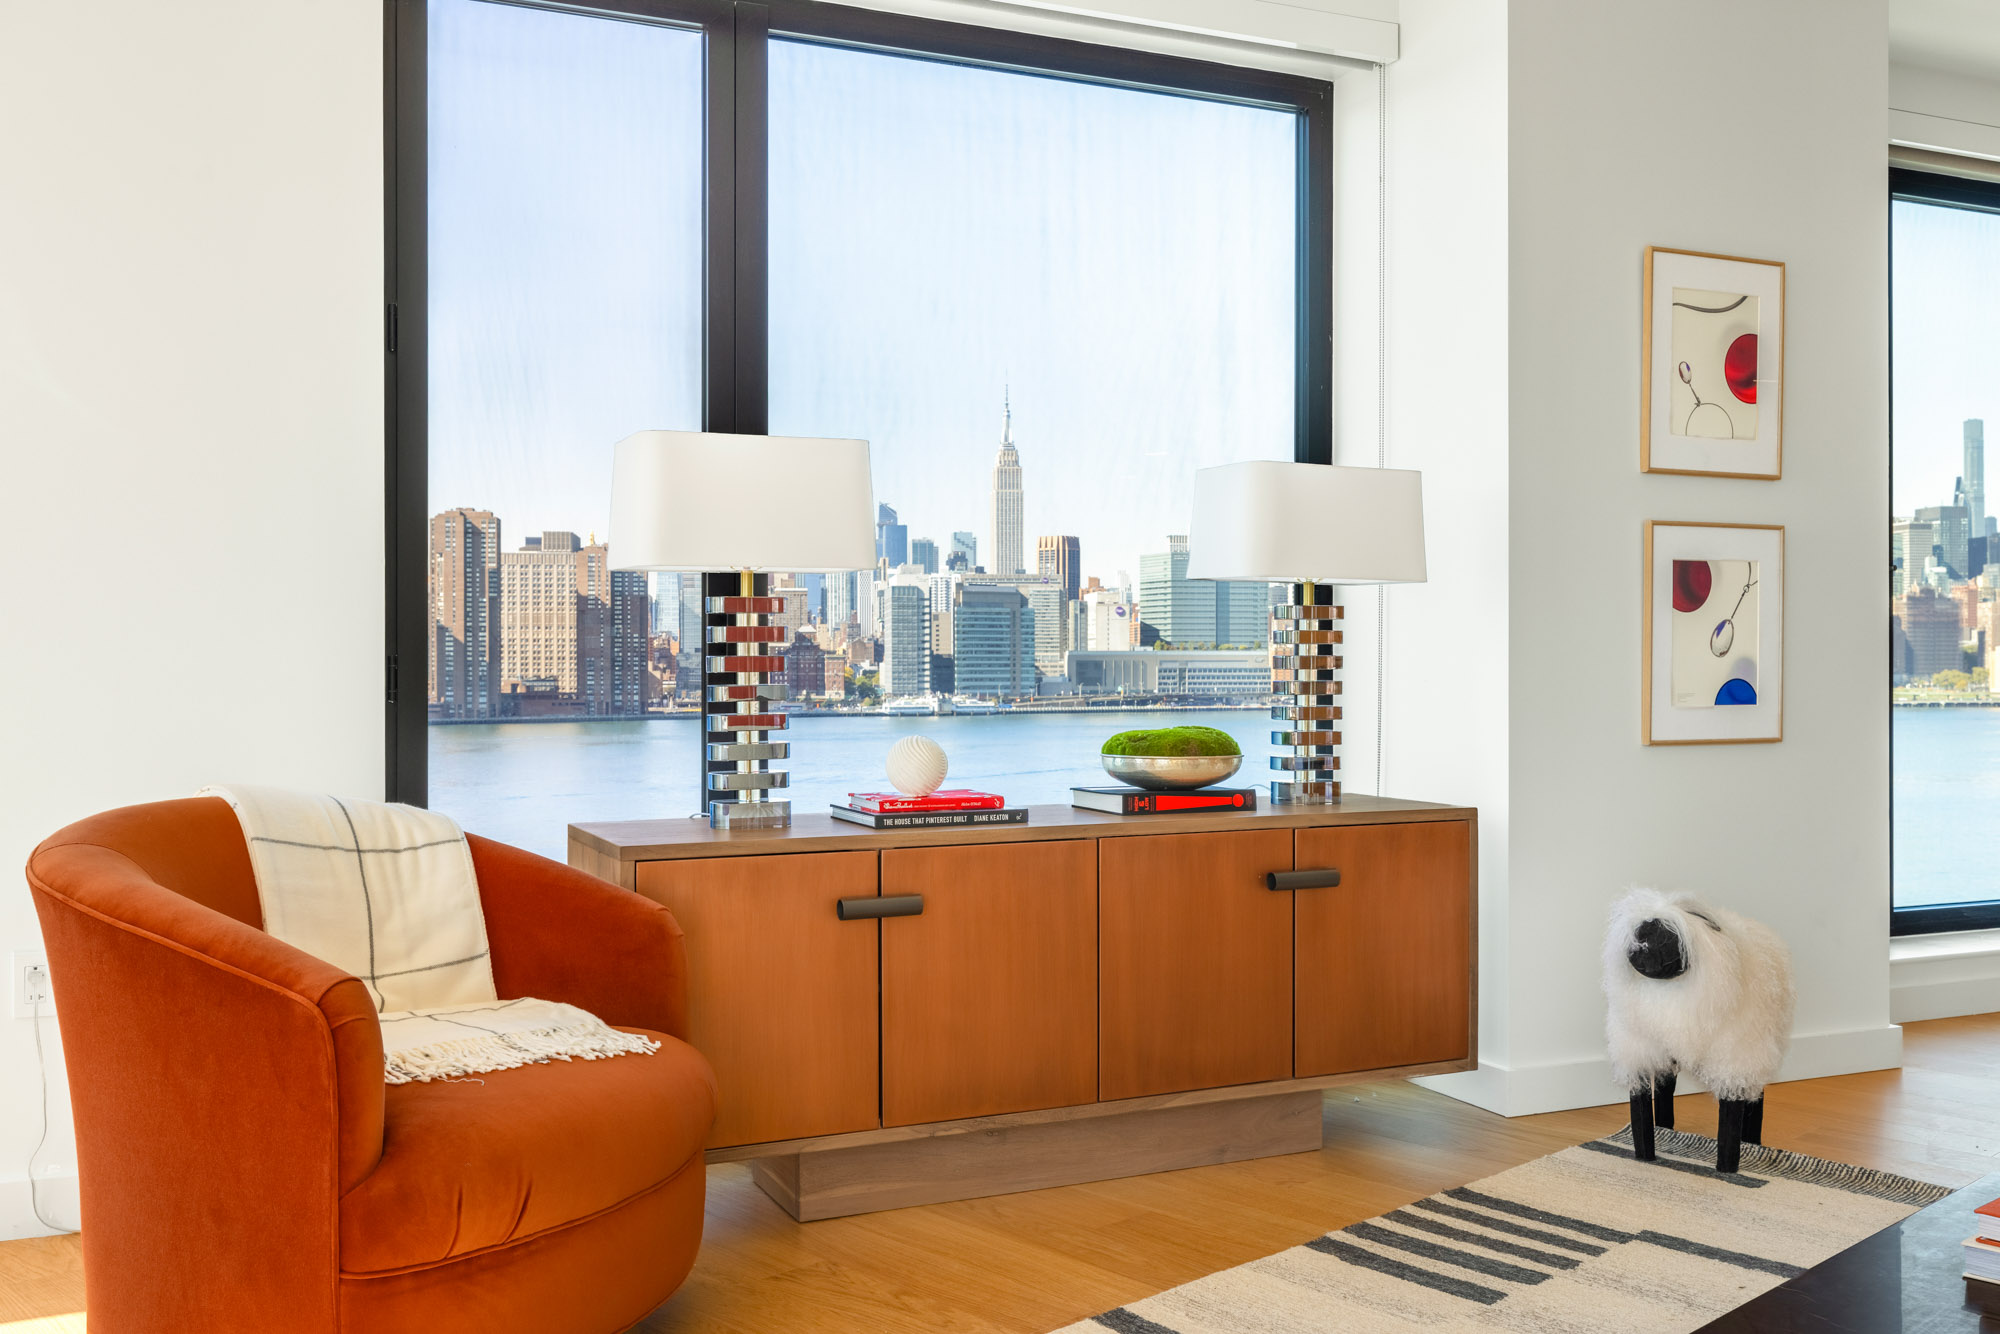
[1889,165,2000,936]
[384,0,1336,806]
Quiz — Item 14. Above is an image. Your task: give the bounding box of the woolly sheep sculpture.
[1603,887,1795,1173]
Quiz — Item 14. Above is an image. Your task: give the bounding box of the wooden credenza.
[570,797,1475,1220]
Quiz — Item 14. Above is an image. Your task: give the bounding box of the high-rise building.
[879,580,931,697]
[1893,517,1936,599]
[429,508,501,718]
[1897,585,1964,679]
[1083,589,1138,650]
[1916,505,1971,579]
[991,395,1025,575]
[500,531,583,696]
[1024,584,1068,678]
[950,531,977,571]
[876,503,908,568]
[500,532,646,715]
[1140,536,1272,647]
[954,583,1034,696]
[1968,419,1987,541]
[784,635,826,698]
[911,537,939,574]
[1037,535,1080,601]
[826,569,858,630]
[675,575,705,698]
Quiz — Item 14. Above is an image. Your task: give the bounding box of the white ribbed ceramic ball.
[886,735,949,797]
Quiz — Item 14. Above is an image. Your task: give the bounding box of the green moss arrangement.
[1100,726,1242,758]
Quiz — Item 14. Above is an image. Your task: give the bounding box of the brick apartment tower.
[1037,534,1080,601]
[429,508,501,718]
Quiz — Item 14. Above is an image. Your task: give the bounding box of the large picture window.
[389,0,1334,856]
[1891,167,2000,934]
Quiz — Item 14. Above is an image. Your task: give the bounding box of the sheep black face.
[1627,918,1687,980]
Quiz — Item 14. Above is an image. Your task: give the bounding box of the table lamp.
[1186,461,1426,804]
[610,430,875,829]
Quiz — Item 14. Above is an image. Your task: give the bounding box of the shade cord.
[1375,61,1388,797]
[27,994,73,1233]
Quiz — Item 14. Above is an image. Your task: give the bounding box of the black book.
[1069,786,1259,815]
[829,804,1029,829]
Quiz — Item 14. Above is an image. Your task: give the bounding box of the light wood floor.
[6,1013,1997,1333]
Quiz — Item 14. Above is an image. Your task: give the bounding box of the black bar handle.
[1267,868,1341,892]
[837,894,924,921]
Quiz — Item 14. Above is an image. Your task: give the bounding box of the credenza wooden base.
[747,1088,1325,1222]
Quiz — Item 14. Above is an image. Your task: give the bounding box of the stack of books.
[1962,1197,2000,1288]
[830,790,1027,829]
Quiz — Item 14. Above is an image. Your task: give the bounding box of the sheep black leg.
[1629,1087,1656,1162]
[1653,1071,1677,1130]
[1743,1096,1764,1146]
[1716,1099,1747,1173]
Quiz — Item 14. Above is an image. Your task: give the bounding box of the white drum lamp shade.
[1186,461,1427,806]
[1185,461,1426,584]
[608,431,876,572]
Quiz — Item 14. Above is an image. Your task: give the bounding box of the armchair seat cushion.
[340,1027,715,1274]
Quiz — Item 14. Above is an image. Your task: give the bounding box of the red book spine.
[849,790,1006,813]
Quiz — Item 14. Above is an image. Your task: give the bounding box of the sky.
[1893,198,2000,519]
[426,0,1297,586]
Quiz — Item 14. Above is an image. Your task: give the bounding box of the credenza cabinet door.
[1099,830,1294,1100]
[636,851,881,1148]
[880,841,1097,1127]
[1294,821,1473,1077]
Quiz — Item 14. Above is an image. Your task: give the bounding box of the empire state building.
[991,394,1025,575]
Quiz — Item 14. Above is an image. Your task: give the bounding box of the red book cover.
[1975,1199,2000,1219]
[848,789,1005,813]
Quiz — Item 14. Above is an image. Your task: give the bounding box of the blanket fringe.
[385,1022,662,1085]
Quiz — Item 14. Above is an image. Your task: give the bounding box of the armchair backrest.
[39,795,264,927]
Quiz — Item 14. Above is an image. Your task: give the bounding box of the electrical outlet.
[12,950,52,1018]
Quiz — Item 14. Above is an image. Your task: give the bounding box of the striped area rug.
[1056,1126,1950,1334]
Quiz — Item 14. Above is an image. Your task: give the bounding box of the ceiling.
[1893,0,2000,79]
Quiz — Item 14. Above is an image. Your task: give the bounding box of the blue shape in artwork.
[1715,678,1757,706]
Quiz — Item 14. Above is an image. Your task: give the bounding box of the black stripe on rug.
[1578,1137,1766,1186]
[1445,1188,1637,1243]
[1341,1221,1552,1285]
[1636,1230,1805,1278]
[1093,1309,1180,1334]
[1603,1128,1953,1207]
[1409,1198,1609,1255]
[1381,1209,1583,1269]
[1305,1236,1508,1305]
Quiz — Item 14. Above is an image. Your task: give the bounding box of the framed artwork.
[1643,521,1784,745]
[1641,247,1785,479]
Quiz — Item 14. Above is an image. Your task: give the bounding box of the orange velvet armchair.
[25,796,717,1334]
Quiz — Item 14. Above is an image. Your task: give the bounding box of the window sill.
[1889,928,2000,1022]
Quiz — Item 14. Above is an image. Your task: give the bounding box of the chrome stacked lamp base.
[1269,581,1342,804]
[703,571,792,829]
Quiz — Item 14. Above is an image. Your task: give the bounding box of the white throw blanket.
[200,786,659,1084]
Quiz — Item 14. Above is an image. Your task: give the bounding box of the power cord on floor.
[27,993,75,1234]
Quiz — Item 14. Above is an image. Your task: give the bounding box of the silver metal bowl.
[1100,753,1244,791]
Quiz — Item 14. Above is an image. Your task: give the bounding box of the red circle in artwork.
[1724,334,1758,404]
[1673,560,1713,613]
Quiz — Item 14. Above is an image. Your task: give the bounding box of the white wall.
[0,0,384,1238]
[1892,59,2000,157]
[1413,0,1900,1116]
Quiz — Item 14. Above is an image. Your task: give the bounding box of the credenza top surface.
[571,795,1476,863]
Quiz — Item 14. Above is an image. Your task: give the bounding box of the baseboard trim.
[1413,1024,1904,1117]
[0,1171,79,1241]
[1891,929,2000,1023]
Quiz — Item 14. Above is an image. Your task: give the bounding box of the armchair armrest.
[469,834,689,1038]
[25,839,384,1332]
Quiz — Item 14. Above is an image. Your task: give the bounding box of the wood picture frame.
[1641,247,1785,479]
[1643,521,1785,745]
